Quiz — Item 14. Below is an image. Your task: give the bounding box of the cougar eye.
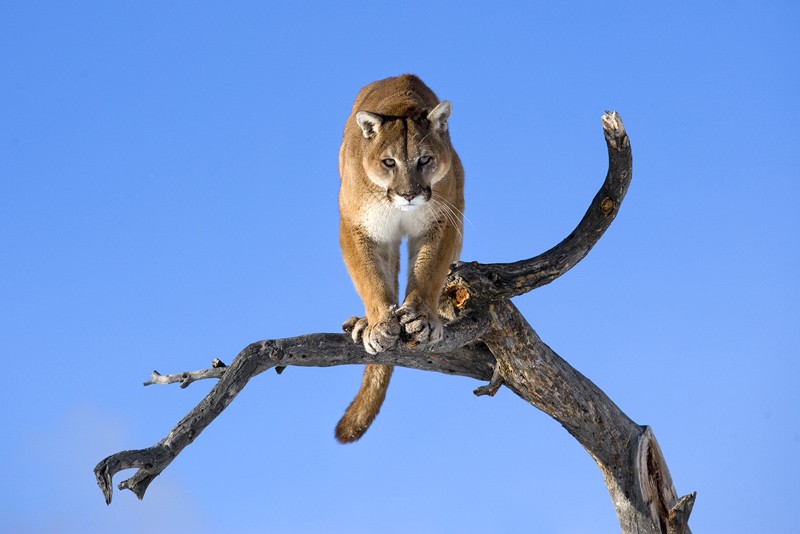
[418,155,432,167]
[382,158,396,168]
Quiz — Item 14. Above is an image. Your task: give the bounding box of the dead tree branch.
[95,112,694,533]
[448,112,632,303]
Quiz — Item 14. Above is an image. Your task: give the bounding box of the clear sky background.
[1,2,798,533]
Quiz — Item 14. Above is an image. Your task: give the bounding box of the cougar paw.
[345,308,400,354]
[342,316,365,340]
[396,305,443,347]
[363,313,401,354]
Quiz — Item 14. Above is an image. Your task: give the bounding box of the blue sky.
[1,2,798,532]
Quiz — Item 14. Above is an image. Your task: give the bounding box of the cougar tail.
[335,364,393,443]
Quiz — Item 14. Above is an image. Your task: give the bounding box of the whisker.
[430,198,464,243]
[435,195,472,228]
[432,196,462,227]
[417,131,432,147]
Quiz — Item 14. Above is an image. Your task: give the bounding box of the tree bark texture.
[95,112,695,533]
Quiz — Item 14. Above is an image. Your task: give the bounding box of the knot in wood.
[600,197,615,216]
[263,342,284,363]
[444,283,470,309]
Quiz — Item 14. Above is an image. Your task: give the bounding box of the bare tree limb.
[96,341,264,503]
[448,111,632,303]
[144,367,226,388]
[477,298,693,532]
[96,329,497,504]
[95,112,694,533]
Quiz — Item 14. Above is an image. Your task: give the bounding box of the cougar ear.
[427,100,451,132]
[356,111,382,139]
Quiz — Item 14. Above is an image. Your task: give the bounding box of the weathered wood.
[96,330,496,504]
[448,112,632,303]
[478,299,693,533]
[95,112,694,533]
[668,492,697,534]
[96,341,263,503]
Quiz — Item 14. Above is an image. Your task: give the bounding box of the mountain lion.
[336,74,464,443]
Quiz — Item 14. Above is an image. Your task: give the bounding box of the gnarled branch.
[448,112,632,303]
[95,112,694,533]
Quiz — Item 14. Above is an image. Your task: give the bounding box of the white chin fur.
[397,204,419,212]
[393,195,426,212]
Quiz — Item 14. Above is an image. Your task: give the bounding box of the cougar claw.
[397,305,443,346]
[345,311,401,354]
[363,314,400,354]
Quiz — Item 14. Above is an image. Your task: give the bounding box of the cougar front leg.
[340,226,400,354]
[398,227,458,347]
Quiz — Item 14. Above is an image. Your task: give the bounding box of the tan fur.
[336,74,464,443]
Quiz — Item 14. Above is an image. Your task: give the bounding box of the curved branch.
[448,111,632,302]
[95,342,264,503]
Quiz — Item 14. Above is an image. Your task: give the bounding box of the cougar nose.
[401,193,416,202]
